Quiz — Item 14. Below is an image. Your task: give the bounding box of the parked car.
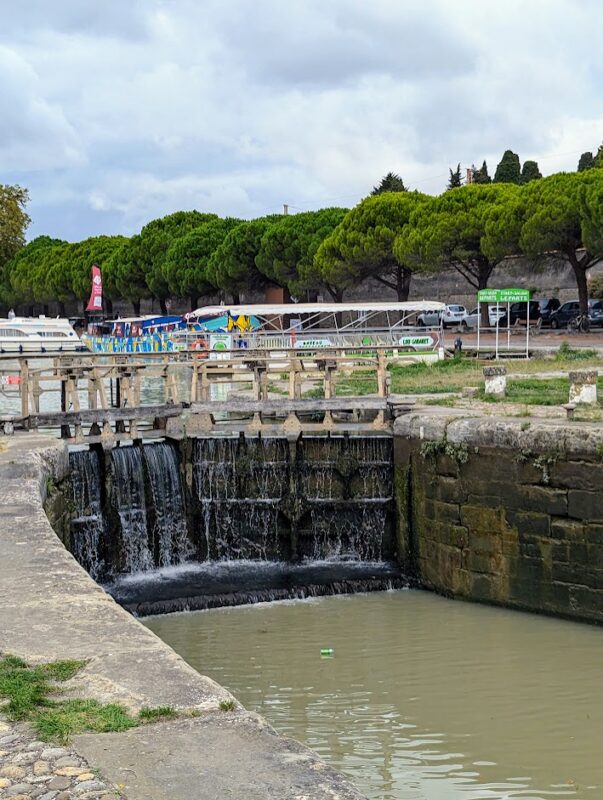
[550,299,603,328]
[498,301,541,327]
[537,298,561,326]
[461,306,506,328]
[417,304,467,328]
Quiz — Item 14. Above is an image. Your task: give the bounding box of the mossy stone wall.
[394,414,603,624]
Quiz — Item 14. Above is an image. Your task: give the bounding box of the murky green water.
[145,590,603,799]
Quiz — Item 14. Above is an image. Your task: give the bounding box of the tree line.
[2,150,603,318]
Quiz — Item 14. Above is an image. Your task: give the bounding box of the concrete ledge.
[394,410,603,459]
[0,435,364,800]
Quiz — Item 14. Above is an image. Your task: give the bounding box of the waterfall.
[193,437,288,561]
[300,436,393,562]
[143,441,192,566]
[110,446,154,573]
[65,435,401,612]
[68,450,105,580]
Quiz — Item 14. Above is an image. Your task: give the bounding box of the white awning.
[190,301,446,317]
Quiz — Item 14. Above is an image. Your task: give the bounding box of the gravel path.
[0,716,124,800]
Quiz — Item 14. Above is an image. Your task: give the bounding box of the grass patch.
[423,396,457,407]
[138,705,177,721]
[219,699,236,712]
[480,377,603,406]
[301,351,601,401]
[35,699,137,743]
[0,655,181,743]
[555,341,599,361]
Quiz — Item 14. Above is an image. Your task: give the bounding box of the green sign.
[477,288,531,303]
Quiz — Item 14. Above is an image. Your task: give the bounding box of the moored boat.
[0,316,88,354]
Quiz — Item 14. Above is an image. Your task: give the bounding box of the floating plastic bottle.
[320,648,334,656]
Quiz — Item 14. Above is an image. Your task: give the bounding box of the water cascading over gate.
[64,435,403,613]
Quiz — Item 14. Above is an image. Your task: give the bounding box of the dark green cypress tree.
[577,151,595,172]
[493,150,521,184]
[447,163,462,189]
[520,160,542,184]
[472,160,491,184]
[371,172,407,195]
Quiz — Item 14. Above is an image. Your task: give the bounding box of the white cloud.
[2,0,602,239]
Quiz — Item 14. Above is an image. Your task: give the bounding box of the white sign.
[398,335,435,348]
[293,338,332,349]
[209,333,232,360]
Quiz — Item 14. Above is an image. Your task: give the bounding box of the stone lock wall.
[394,413,603,624]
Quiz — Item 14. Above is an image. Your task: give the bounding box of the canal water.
[146,590,602,799]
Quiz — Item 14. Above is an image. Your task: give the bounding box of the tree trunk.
[571,259,589,315]
[396,266,412,302]
[58,301,66,317]
[232,291,240,304]
[132,299,141,316]
[326,286,344,302]
[190,295,199,311]
[105,298,114,317]
[159,297,167,314]
[478,263,492,327]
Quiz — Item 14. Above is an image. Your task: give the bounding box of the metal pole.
[507,302,510,351]
[495,302,499,360]
[477,300,480,354]
[526,300,530,359]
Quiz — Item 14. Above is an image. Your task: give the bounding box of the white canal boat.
[0,317,88,354]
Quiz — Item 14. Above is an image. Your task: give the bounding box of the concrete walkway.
[0,435,364,800]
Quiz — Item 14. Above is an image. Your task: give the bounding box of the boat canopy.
[188,302,446,333]
[190,302,445,316]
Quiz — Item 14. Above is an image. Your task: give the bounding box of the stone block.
[569,370,598,405]
[552,563,603,591]
[501,529,519,556]
[586,544,603,569]
[550,518,585,541]
[551,542,569,564]
[427,499,462,524]
[518,538,543,560]
[568,490,603,522]
[586,524,603,545]
[483,366,507,397]
[549,461,603,492]
[461,504,505,535]
[466,550,503,575]
[467,530,503,555]
[519,485,567,515]
[569,585,603,618]
[505,510,550,537]
[435,476,466,504]
[471,573,498,601]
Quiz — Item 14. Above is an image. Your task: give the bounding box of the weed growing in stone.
[138,705,177,721]
[419,438,470,465]
[513,449,560,485]
[219,699,236,712]
[532,451,560,485]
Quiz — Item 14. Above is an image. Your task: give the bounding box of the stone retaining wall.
[394,412,603,624]
[0,435,364,800]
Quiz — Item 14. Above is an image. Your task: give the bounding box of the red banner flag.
[86,264,103,312]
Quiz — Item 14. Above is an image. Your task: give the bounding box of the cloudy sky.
[2,0,602,241]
